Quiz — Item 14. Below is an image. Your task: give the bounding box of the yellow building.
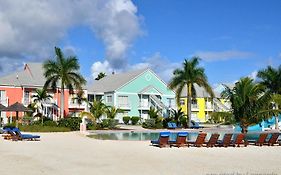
[179,84,231,122]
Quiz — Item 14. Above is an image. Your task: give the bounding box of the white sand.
[0,132,281,175]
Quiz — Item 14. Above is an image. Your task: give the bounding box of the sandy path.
[0,132,280,175]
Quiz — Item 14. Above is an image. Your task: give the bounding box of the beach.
[0,132,280,175]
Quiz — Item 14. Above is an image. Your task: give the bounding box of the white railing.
[68,100,87,109]
[205,102,213,110]
[191,104,199,109]
[118,103,131,109]
[0,98,8,106]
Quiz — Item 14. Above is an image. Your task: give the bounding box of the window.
[167,98,175,107]
[0,90,6,101]
[106,95,113,103]
[180,99,185,105]
[118,96,128,106]
[24,91,30,105]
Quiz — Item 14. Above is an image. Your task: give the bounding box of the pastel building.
[180,84,231,122]
[87,69,176,123]
[0,63,87,124]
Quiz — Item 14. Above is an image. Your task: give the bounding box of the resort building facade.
[180,84,231,122]
[0,63,87,124]
[88,69,176,123]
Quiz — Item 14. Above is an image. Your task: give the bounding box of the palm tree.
[171,108,185,127]
[222,77,274,133]
[43,47,86,119]
[89,100,107,122]
[32,88,53,125]
[257,65,281,129]
[168,57,214,127]
[148,107,162,124]
[105,106,123,119]
[95,72,106,80]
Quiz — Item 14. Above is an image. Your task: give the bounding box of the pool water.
[88,131,274,141]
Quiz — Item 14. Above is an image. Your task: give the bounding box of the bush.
[43,120,58,127]
[179,116,188,128]
[210,112,235,124]
[142,119,156,129]
[19,125,71,132]
[162,117,173,128]
[131,116,140,125]
[58,117,82,131]
[123,116,131,125]
[101,119,118,129]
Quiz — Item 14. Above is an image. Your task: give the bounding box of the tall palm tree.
[168,57,214,127]
[222,77,274,133]
[95,72,106,80]
[43,47,86,119]
[257,65,281,129]
[32,88,53,125]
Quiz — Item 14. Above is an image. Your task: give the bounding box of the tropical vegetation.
[168,57,214,127]
[43,46,86,119]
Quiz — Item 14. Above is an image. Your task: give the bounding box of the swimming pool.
[87,131,270,141]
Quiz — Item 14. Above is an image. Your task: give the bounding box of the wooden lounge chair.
[231,133,247,147]
[187,133,207,147]
[266,133,280,146]
[204,133,220,147]
[217,133,233,147]
[12,128,40,141]
[247,133,268,146]
[151,132,170,148]
[169,132,188,147]
[2,128,18,141]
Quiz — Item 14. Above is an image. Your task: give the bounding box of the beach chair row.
[150,132,281,148]
[2,127,40,141]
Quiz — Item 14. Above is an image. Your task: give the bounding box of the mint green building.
[87,69,176,123]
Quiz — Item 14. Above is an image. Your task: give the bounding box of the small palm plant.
[89,100,107,122]
[32,88,53,125]
[148,107,162,124]
[106,106,123,119]
[169,57,214,127]
[171,108,185,127]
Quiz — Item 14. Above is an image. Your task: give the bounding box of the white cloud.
[91,60,114,79]
[195,50,254,62]
[0,0,142,75]
[248,70,258,80]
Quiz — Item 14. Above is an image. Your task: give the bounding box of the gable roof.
[0,63,46,87]
[180,84,221,98]
[88,69,149,93]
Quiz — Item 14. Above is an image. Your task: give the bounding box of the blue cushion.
[177,132,188,137]
[160,132,171,137]
[151,140,159,144]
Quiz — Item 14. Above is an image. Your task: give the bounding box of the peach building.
[0,63,87,124]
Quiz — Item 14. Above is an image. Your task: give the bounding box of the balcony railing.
[191,104,199,110]
[205,102,213,110]
[68,100,87,109]
[118,103,131,109]
[0,98,8,106]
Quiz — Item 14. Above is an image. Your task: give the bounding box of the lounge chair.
[231,133,247,147]
[247,133,268,146]
[190,121,203,129]
[169,132,188,147]
[151,132,170,148]
[187,132,207,147]
[217,133,233,147]
[204,133,220,147]
[266,133,280,146]
[167,122,176,129]
[2,128,18,141]
[12,128,40,141]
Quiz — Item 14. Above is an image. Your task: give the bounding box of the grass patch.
[19,125,71,132]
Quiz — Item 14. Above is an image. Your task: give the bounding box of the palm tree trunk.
[60,84,64,119]
[241,125,248,133]
[187,84,192,128]
[275,104,279,130]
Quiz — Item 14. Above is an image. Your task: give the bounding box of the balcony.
[0,98,8,106]
[138,101,150,110]
[68,100,87,109]
[117,103,131,110]
[205,102,213,111]
[191,104,199,111]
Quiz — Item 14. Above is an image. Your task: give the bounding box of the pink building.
[0,63,87,124]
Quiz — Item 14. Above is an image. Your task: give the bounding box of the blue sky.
[0,0,281,86]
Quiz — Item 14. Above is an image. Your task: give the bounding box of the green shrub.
[123,116,131,125]
[43,121,58,127]
[4,123,16,128]
[142,119,155,128]
[58,117,82,131]
[101,119,118,129]
[210,112,235,124]
[19,125,71,132]
[179,116,188,128]
[162,117,173,128]
[131,116,140,125]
